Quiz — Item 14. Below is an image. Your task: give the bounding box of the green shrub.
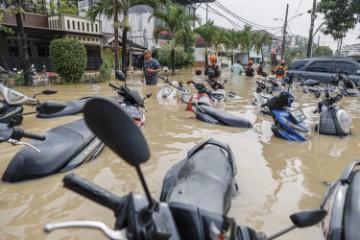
[98,60,113,82]
[50,38,87,83]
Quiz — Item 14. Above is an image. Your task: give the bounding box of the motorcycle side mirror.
[267,209,327,240]
[115,70,126,81]
[261,72,268,77]
[36,102,66,114]
[42,90,57,95]
[146,92,152,98]
[187,80,192,85]
[83,97,150,167]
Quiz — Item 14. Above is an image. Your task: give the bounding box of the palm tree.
[252,31,273,65]
[194,20,219,71]
[224,29,241,65]
[7,0,31,86]
[238,25,252,62]
[151,3,200,75]
[87,0,167,74]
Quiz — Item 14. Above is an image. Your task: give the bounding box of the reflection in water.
[0,70,359,239]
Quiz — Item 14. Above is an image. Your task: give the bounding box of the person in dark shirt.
[205,55,221,81]
[142,50,161,85]
[245,60,254,77]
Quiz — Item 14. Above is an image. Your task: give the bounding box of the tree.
[50,38,87,83]
[252,31,273,65]
[6,0,31,86]
[0,13,14,33]
[87,0,168,75]
[224,29,241,65]
[151,3,199,75]
[194,20,219,70]
[312,45,333,57]
[238,25,252,61]
[317,0,360,39]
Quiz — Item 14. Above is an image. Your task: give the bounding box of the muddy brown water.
[1,69,359,239]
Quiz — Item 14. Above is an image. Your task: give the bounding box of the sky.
[194,0,360,52]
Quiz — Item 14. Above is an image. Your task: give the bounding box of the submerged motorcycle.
[1,101,105,183]
[265,74,310,141]
[253,72,283,111]
[0,83,57,125]
[313,86,352,137]
[185,80,253,128]
[157,76,189,99]
[111,70,151,128]
[44,97,327,240]
[331,70,359,97]
[321,159,360,240]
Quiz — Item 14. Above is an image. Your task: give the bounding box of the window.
[49,20,52,29]
[87,23,89,31]
[335,61,359,75]
[91,24,93,32]
[78,21,80,30]
[306,61,333,73]
[67,20,70,29]
[288,60,309,70]
[72,21,75,30]
[82,22,85,31]
[9,46,19,57]
[95,24,98,33]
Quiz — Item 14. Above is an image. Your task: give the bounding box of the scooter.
[43,97,327,240]
[205,78,241,102]
[110,70,152,128]
[321,159,360,240]
[0,83,57,125]
[253,72,281,112]
[157,76,190,99]
[1,102,105,183]
[265,74,310,141]
[313,86,352,137]
[331,69,359,97]
[186,80,253,128]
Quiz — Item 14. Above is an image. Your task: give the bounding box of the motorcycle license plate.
[290,108,307,123]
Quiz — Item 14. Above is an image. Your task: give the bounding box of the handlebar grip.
[12,128,46,141]
[22,131,46,141]
[63,173,124,213]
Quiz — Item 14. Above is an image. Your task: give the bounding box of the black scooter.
[185,81,253,128]
[1,100,105,183]
[313,86,352,137]
[321,159,360,240]
[0,83,57,125]
[44,97,326,239]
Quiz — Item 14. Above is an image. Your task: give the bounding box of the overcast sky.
[195,0,360,52]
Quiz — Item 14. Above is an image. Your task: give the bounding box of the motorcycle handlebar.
[12,128,46,141]
[22,131,46,141]
[109,83,121,91]
[63,174,126,214]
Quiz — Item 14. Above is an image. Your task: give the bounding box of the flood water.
[1,69,359,239]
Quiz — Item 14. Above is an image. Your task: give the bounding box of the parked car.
[287,57,360,86]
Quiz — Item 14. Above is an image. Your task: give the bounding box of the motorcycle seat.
[198,105,252,128]
[301,79,320,86]
[2,119,96,182]
[161,141,236,215]
[344,171,360,239]
[37,98,92,118]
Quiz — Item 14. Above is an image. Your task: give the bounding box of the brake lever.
[44,221,127,240]
[7,139,41,153]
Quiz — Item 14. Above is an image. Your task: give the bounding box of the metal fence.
[0,57,102,72]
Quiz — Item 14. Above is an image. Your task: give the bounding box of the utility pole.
[281,4,288,61]
[113,0,119,71]
[307,0,316,57]
[204,2,209,72]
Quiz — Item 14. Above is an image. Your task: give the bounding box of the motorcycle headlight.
[336,109,352,134]
[161,86,172,97]
[328,86,339,98]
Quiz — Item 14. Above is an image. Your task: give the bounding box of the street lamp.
[274,5,303,61]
